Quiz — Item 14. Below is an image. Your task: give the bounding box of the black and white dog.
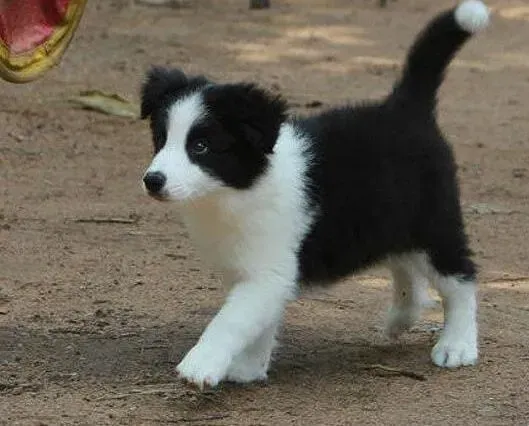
[141,1,489,388]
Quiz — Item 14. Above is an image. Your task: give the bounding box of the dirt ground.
[1,0,529,424]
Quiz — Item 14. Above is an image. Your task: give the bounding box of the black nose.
[143,171,166,193]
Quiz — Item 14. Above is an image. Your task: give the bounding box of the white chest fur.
[179,123,313,284]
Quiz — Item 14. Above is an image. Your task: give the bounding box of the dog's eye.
[190,139,209,155]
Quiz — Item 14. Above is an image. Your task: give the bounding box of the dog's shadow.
[268,330,433,384]
[0,320,435,398]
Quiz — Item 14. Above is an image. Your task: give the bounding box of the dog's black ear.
[140,66,188,119]
[206,84,288,154]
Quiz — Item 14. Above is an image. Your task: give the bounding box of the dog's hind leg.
[417,231,478,368]
[430,272,478,368]
[385,252,432,339]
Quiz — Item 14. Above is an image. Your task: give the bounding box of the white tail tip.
[455,0,490,34]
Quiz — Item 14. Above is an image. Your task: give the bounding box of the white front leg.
[176,277,295,388]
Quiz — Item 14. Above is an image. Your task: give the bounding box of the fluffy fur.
[140,1,489,388]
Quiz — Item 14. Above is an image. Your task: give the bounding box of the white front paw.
[176,343,232,389]
[431,333,478,368]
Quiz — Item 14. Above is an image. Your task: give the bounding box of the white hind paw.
[431,336,478,368]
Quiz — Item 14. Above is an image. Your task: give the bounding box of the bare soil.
[1,1,529,425]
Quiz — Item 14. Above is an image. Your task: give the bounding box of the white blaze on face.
[145,92,221,201]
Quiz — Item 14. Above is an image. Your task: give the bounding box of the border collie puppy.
[140,1,490,388]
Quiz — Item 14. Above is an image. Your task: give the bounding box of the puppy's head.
[140,67,288,202]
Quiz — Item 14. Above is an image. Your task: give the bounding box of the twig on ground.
[94,387,177,401]
[0,382,44,394]
[485,276,529,283]
[360,364,427,381]
[178,413,231,423]
[49,327,84,335]
[94,384,217,401]
[132,414,230,423]
[250,0,270,9]
[142,344,169,350]
[302,297,354,309]
[74,216,139,224]
[135,0,192,8]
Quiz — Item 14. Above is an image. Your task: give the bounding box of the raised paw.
[431,336,478,368]
[176,343,232,389]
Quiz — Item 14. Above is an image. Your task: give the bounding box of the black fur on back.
[296,102,475,284]
[296,5,477,284]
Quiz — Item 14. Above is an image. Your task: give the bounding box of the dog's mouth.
[147,191,170,202]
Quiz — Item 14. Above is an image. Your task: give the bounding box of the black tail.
[390,0,489,108]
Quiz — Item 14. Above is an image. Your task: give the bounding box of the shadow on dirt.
[0,321,434,393]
